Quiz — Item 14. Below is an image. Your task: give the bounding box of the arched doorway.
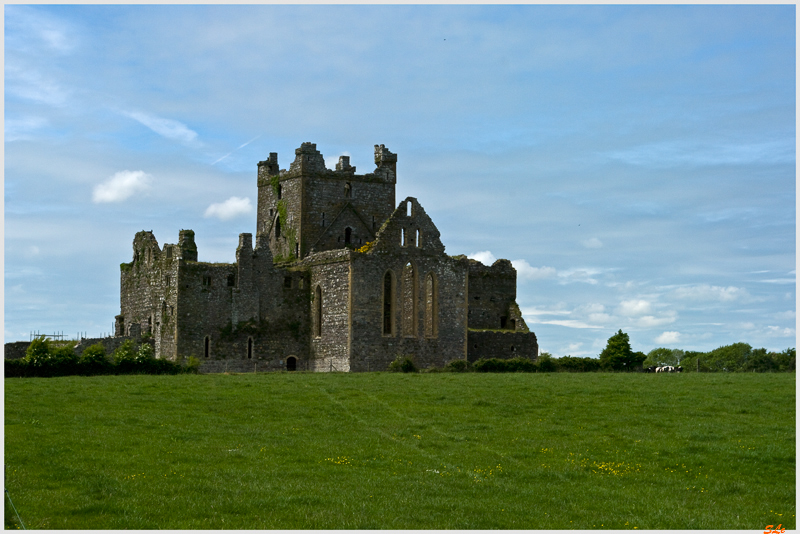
[287,356,297,371]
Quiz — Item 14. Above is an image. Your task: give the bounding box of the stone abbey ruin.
[116,143,538,372]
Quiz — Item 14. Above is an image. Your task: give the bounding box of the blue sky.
[5,4,796,357]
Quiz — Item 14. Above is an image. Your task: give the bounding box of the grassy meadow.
[4,372,795,529]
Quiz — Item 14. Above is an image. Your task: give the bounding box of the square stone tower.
[256,142,398,261]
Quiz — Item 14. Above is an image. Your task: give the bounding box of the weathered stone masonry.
[116,142,538,372]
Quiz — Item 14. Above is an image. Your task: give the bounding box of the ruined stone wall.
[175,260,237,359]
[306,250,351,372]
[197,357,310,374]
[4,342,31,360]
[467,259,523,331]
[467,330,539,362]
[348,251,469,371]
[119,231,182,359]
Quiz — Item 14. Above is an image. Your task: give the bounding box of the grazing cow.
[675,366,683,373]
[656,365,675,373]
[645,366,658,373]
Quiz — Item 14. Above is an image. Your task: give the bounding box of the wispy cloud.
[557,267,604,285]
[123,110,199,145]
[5,64,69,106]
[581,237,603,249]
[212,134,262,165]
[604,139,795,168]
[6,5,77,54]
[5,116,48,142]
[204,197,253,221]
[92,170,153,203]
[670,284,749,302]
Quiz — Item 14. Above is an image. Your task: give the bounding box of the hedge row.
[5,338,199,378]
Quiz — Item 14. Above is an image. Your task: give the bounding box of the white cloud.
[557,268,602,285]
[92,170,153,203]
[581,237,603,249]
[123,110,199,145]
[204,196,253,221]
[587,312,613,324]
[655,331,681,344]
[764,326,796,337]
[511,259,557,280]
[634,313,677,328]
[671,284,749,302]
[618,299,652,316]
[468,250,497,265]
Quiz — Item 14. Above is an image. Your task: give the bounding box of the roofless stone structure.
[116,143,538,372]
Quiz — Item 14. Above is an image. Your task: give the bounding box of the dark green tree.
[599,330,645,371]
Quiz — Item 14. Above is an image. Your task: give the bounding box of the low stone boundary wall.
[4,342,31,360]
[467,330,539,362]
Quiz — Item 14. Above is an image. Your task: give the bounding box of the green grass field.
[4,372,795,529]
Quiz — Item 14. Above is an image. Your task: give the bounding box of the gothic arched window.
[425,272,437,338]
[402,262,417,337]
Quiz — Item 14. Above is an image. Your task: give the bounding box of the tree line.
[569,329,796,373]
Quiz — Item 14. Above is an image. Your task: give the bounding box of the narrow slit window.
[345,227,352,244]
[204,336,210,358]
[383,271,394,335]
[247,337,253,359]
[315,285,323,337]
